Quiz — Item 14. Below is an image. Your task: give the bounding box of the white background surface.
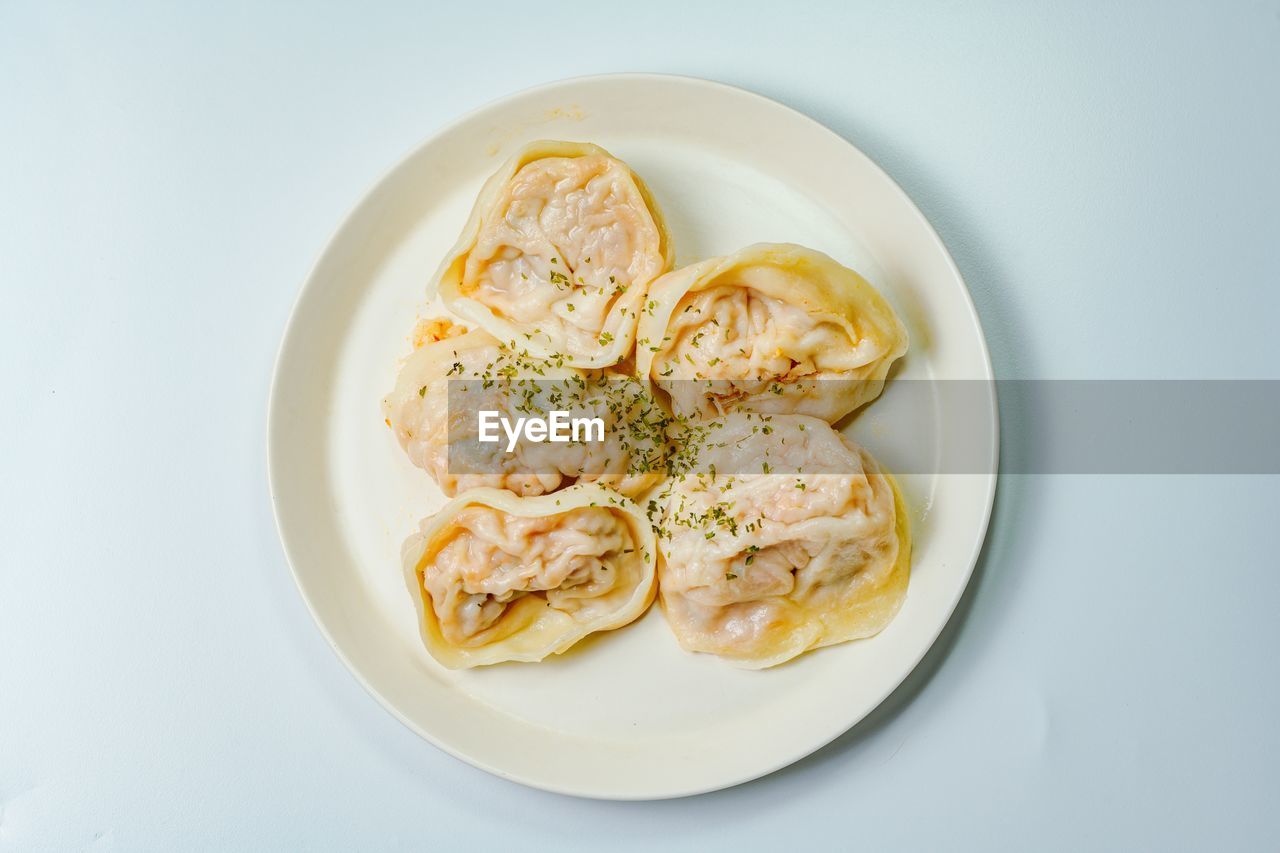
[2,2,1277,850]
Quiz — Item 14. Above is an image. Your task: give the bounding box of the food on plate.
[654,413,909,668]
[402,484,658,668]
[634,243,907,422]
[386,144,919,673]
[382,318,667,497]
[437,140,674,369]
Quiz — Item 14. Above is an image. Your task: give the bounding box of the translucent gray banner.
[444,379,1280,476]
[992,380,1279,474]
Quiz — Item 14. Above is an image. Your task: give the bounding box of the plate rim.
[267,71,1000,800]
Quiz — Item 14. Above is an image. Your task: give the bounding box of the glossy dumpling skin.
[437,140,674,369]
[656,413,909,668]
[635,243,907,423]
[403,485,658,668]
[381,318,666,497]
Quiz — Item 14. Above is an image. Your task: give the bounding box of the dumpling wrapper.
[655,413,910,668]
[437,140,674,369]
[403,484,658,668]
[635,243,907,423]
[382,318,667,497]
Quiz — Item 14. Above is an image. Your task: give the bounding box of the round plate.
[268,74,997,799]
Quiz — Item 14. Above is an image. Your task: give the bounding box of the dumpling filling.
[382,318,666,497]
[650,284,879,417]
[446,145,670,366]
[403,485,658,668]
[657,414,908,667]
[420,505,638,647]
[636,243,907,423]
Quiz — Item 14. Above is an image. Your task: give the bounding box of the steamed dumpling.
[655,413,909,668]
[635,244,907,422]
[403,485,658,668]
[437,141,674,369]
[382,318,667,497]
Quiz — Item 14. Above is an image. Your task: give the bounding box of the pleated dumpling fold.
[655,413,909,668]
[437,140,674,369]
[403,484,658,668]
[635,243,907,422]
[382,318,666,497]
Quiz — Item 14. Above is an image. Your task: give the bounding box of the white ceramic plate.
[268,74,997,799]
